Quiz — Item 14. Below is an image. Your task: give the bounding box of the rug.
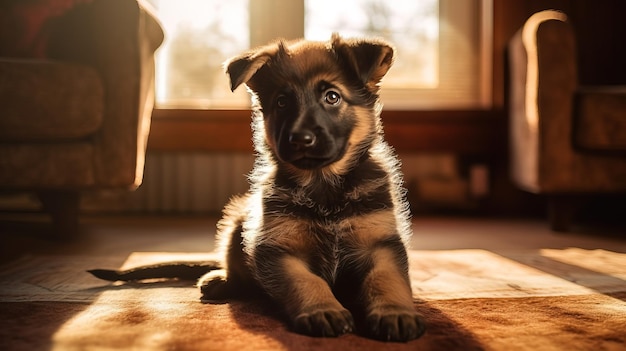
[0,249,625,351]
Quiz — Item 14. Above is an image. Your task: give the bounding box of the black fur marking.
[267,157,393,221]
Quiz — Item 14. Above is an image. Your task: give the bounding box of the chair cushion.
[575,87,626,152]
[0,59,103,141]
[0,142,95,188]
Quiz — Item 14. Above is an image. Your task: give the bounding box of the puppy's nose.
[289,130,316,148]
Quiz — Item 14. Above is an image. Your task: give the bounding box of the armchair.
[0,0,163,237]
[508,10,626,231]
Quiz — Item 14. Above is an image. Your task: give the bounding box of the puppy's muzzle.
[281,126,340,170]
[289,129,317,150]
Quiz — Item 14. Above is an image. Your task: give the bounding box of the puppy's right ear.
[226,40,290,91]
[226,41,286,92]
[225,52,271,92]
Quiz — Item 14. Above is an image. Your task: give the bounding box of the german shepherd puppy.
[89,34,425,342]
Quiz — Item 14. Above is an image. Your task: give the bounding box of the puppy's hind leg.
[198,269,230,302]
[198,243,254,302]
[200,198,259,302]
[199,245,257,302]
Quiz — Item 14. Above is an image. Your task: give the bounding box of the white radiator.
[131,152,254,213]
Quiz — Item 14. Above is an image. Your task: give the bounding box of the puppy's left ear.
[331,33,394,90]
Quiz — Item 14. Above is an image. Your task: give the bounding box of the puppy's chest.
[298,220,357,285]
[268,180,393,221]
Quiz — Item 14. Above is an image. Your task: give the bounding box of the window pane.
[146,0,250,108]
[146,0,490,110]
[305,0,439,89]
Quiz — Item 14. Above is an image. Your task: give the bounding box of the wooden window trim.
[148,108,506,155]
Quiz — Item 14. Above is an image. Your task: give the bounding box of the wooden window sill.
[148,108,506,155]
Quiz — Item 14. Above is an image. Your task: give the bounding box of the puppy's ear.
[225,42,284,92]
[331,33,394,90]
[225,53,270,92]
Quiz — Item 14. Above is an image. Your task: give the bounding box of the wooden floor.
[1,214,625,266]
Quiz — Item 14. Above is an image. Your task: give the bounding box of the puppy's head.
[226,34,394,178]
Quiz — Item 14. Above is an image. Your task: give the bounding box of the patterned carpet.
[1,249,625,350]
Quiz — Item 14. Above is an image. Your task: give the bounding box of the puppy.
[90,34,425,342]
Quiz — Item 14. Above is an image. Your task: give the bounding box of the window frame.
[148,0,507,156]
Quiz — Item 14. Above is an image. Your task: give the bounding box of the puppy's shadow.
[88,278,484,350]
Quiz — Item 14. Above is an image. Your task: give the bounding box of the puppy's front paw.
[293,306,355,337]
[366,306,426,342]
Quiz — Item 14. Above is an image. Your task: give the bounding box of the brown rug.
[1,249,625,351]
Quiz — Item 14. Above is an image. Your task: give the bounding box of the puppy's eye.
[276,95,288,109]
[324,90,341,106]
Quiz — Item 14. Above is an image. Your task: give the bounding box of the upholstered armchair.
[0,0,163,237]
[508,10,626,231]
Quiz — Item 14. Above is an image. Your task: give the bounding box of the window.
[146,0,492,110]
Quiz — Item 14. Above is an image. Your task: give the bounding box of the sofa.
[0,0,163,238]
[508,10,626,231]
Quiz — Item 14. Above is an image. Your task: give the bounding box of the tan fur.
[362,248,414,310]
[281,256,347,317]
[327,106,376,178]
[251,215,313,255]
[339,209,399,248]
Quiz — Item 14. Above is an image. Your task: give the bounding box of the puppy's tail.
[88,261,221,282]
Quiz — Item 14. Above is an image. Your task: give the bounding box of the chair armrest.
[46,0,164,188]
[508,10,577,192]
